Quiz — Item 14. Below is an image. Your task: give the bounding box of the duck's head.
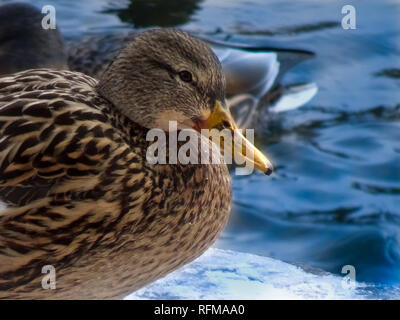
[0,3,67,76]
[98,28,273,174]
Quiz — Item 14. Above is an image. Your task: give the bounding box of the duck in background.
[0,2,317,129]
[0,2,68,75]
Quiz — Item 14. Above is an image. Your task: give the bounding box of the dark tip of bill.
[265,168,273,176]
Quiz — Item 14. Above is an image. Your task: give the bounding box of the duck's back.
[0,69,231,299]
[67,34,132,79]
[0,69,125,205]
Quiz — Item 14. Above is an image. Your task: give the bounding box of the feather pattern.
[0,69,231,299]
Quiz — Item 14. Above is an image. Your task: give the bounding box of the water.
[6,0,400,288]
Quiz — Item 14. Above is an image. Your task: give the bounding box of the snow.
[125,248,400,300]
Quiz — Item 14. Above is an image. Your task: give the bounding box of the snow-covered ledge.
[126,248,398,300]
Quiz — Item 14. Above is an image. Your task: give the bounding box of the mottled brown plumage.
[0,29,233,299]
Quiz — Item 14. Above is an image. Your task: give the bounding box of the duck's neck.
[97,95,231,175]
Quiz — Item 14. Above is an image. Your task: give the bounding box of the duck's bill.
[197,100,273,175]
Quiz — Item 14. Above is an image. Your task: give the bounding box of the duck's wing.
[228,82,318,128]
[0,69,126,209]
[210,39,317,126]
[268,82,318,113]
[205,38,315,98]
[214,47,279,98]
[206,38,317,126]
[227,94,258,129]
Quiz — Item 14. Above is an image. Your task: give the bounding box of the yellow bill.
[198,100,273,175]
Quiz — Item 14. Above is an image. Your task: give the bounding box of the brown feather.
[0,68,231,299]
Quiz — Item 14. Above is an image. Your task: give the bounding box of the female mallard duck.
[0,28,272,299]
[0,3,317,129]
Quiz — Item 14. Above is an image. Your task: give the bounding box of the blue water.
[9,0,400,287]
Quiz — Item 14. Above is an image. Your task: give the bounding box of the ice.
[125,248,400,300]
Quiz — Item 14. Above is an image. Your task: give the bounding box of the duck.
[0,2,68,75]
[0,3,317,129]
[0,28,272,299]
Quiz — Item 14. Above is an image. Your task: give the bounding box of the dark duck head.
[0,2,67,76]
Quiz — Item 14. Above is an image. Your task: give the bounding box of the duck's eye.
[179,70,193,83]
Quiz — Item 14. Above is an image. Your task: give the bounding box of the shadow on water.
[234,21,340,37]
[374,69,400,79]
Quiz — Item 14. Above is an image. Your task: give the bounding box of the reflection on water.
[8,0,400,288]
[102,0,203,28]
[375,69,400,79]
[234,21,340,36]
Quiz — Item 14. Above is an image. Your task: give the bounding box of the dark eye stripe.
[148,58,175,75]
[149,59,199,88]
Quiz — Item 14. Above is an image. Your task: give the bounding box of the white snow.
[125,248,400,300]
